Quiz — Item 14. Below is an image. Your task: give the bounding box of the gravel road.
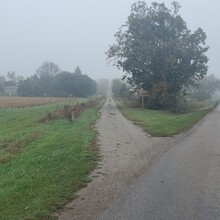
[56,97,180,220]
[98,104,220,220]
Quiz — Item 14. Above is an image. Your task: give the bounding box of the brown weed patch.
[0,97,75,109]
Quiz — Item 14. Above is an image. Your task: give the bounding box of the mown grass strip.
[0,98,104,220]
[116,98,218,137]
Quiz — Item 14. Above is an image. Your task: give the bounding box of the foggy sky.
[1,0,220,80]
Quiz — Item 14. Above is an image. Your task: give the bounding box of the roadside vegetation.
[0,97,104,220]
[0,96,75,108]
[115,98,219,136]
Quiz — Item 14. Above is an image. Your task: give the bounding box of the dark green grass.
[116,99,218,136]
[0,100,102,219]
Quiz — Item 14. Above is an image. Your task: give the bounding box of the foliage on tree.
[52,71,97,97]
[17,77,33,96]
[35,61,61,77]
[187,74,220,101]
[107,1,209,109]
[17,66,97,97]
[6,71,24,84]
[7,71,16,83]
[112,79,129,97]
[74,66,82,75]
[148,81,173,109]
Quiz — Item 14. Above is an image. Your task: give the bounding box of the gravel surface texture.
[56,97,181,220]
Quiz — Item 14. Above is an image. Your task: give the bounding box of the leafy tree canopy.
[36,61,61,77]
[6,71,24,84]
[74,65,82,75]
[18,66,97,98]
[107,1,209,109]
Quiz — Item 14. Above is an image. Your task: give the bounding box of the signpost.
[139,89,148,109]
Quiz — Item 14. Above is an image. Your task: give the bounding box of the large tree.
[7,71,24,84]
[107,1,209,109]
[36,61,61,77]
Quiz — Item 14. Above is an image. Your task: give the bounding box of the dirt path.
[98,104,220,220]
[56,97,181,220]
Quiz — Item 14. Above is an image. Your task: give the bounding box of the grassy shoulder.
[116,98,219,137]
[0,98,104,220]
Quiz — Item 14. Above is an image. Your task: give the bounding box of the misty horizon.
[1,0,220,80]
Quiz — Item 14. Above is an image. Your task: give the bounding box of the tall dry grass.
[0,97,74,108]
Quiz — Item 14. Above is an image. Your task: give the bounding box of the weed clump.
[39,97,104,123]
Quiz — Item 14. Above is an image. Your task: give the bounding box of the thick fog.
[0,0,220,80]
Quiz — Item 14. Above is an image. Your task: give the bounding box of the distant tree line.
[187,74,220,101]
[17,62,97,97]
[111,79,129,97]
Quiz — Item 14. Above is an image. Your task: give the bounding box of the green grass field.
[116,98,218,136]
[0,98,103,220]
[0,96,217,219]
